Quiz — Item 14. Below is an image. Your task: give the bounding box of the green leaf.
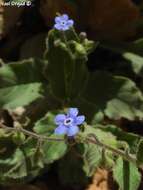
[0,59,46,109]
[113,157,141,190]
[137,140,143,167]
[0,83,43,109]
[12,131,26,145]
[33,112,56,135]
[80,125,117,176]
[81,38,98,55]
[83,143,102,176]
[71,97,99,122]
[33,112,67,164]
[21,138,44,178]
[100,125,141,154]
[0,148,27,184]
[43,135,67,164]
[58,149,89,187]
[0,137,44,185]
[45,30,88,101]
[0,133,17,159]
[0,59,46,86]
[123,52,143,75]
[82,125,118,148]
[82,71,143,120]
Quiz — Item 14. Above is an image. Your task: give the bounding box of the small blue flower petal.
[67,125,79,136]
[62,14,69,21]
[54,23,63,30]
[68,108,78,117]
[55,16,61,24]
[54,14,74,31]
[63,25,70,31]
[67,20,74,27]
[54,108,85,137]
[54,114,66,125]
[55,125,67,135]
[54,22,68,31]
[75,115,85,125]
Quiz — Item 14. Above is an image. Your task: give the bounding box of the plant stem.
[0,123,141,168]
[85,134,137,165]
[71,28,80,42]
[0,123,64,142]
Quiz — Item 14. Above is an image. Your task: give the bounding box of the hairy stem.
[0,123,141,168]
[85,134,137,165]
[0,123,64,142]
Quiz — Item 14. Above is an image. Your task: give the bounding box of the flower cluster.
[54,108,85,136]
[54,14,74,31]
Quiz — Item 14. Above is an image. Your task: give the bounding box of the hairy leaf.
[123,52,143,75]
[113,157,141,190]
[33,112,67,164]
[58,149,89,187]
[45,29,89,101]
[100,125,141,153]
[82,125,118,148]
[82,71,143,120]
[80,125,118,176]
[0,83,43,109]
[0,59,46,86]
[43,135,67,164]
[83,143,102,176]
[33,112,56,135]
[0,148,27,184]
[0,59,46,109]
[0,137,44,184]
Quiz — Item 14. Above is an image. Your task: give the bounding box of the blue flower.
[54,108,85,137]
[54,14,74,31]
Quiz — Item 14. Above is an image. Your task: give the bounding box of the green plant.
[0,13,143,190]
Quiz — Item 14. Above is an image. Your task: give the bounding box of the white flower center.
[61,21,66,25]
[64,118,73,126]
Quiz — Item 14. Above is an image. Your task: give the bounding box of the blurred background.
[0,0,143,61]
[0,1,143,190]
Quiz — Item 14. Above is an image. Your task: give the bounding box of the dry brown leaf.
[87,169,113,190]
